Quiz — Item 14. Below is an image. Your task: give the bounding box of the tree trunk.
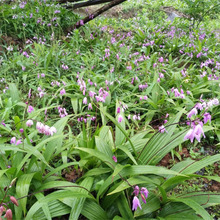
[71,0,127,30]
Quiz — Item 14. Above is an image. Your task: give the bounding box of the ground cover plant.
[0,0,220,219]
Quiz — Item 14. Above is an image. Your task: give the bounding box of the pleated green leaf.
[138,110,184,165]
[70,177,94,220]
[170,198,212,220]
[16,173,35,215]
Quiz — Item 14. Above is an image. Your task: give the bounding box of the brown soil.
[62,166,82,183]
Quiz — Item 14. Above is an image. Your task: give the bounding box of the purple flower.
[158,57,164,63]
[196,103,203,110]
[10,137,16,144]
[19,128,24,133]
[89,91,96,98]
[118,115,123,123]
[50,127,57,136]
[132,196,142,211]
[28,89,31,98]
[83,97,87,105]
[184,128,195,143]
[112,155,117,162]
[79,20,84,26]
[133,186,139,196]
[194,124,205,142]
[16,139,22,145]
[203,112,211,124]
[159,125,167,133]
[184,123,205,143]
[88,103,93,110]
[27,105,34,113]
[141,187,149,199]
[26,120,33,127]
[187,108,198,118]
[60,89,66,95]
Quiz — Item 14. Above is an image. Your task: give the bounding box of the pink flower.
[117,107,121,113]
[89,91,96,98]
[88,103,92,110]
[27,105,34,113]
[112,155,117,162]
[44,125,51,136]
[83,97,87,105]
[10,137,16,144]
[39,91,46,98]
[50,127,57,136]
[60,88,66,95]
[28,89,31,98]
[203,112,211,124]
[187,108,198,118]
[36,122,44,133]
[16,139,22,145]
[141,187,149,199]
[194,124,205,142]
[184,124,205,143]
[184,128,195,143]
[196,103,203,110]
[159,125,167,133]
[158,57,164,63]
[118,115,123,123]
[26,120,33,127]
[132,196,142,211]
[133,186,139,196]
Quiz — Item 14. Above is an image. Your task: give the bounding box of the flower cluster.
[184,98,219,143]
[132,186,149,211]
[57,106,68,118]
[10,137,22,145]
[36,122,57,136]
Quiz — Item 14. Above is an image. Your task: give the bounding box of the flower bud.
[4,209,12,220]
[9,178,17,187]
[10,196,19,206]
[0,206,5,216]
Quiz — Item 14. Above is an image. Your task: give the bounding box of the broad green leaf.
[117,192,134,220]
[16,173,35,215]
[101,111,137,156]
[117,145,137,165]
[83,168,111,177]
[108,176,159,195]
[69,177,94,220]
[33,200,71,220]
[180,154,220,174]
[134,194,161,217]
[75,147,116,168]
[98,165,185,199]
[95,136,113,157]
[71,98,78,114]
[25,191,91,220]
[170,198,212,220]
[35,193,52,220]
[9,83,20,103]
[112,164,131,179]
[138,110,184,165]
[37,181,78,191]
[81,199,108,220]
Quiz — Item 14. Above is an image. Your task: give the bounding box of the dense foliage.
[0,0,219,219]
